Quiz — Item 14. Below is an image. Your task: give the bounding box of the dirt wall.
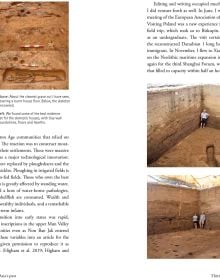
[147,183,199,235]
[202,85,220,128]
[147,86,202,164]
[199,186,220,230]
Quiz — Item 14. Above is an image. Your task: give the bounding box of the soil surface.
[0,2,68,89]
[149,127,220,167]
[148,229,220,259]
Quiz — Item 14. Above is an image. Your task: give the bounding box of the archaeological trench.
[147,176,220,259]
[148,84,220,167]
[0,2,68,89]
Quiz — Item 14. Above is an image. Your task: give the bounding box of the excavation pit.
[148,85,220,167]
[147,177,220,259]
[206,144,218,167]
[149,128,220,167]
[0,2,68,89]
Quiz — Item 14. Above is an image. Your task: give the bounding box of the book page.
[147,0,220,279]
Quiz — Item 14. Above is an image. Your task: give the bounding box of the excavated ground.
[0,2,68,89]
[149,127,220,167]
[148,229,220,259]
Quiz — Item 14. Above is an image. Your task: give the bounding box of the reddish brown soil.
[0,2,68,89]
[148,229,220,259]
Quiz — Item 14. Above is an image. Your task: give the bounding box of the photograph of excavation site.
[0,2,68,89]
[147,175,220,259]
[148,84,220,167]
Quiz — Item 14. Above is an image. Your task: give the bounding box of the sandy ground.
[148,229,220,259]
[149,127,220,167]
[0,2,68,89]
